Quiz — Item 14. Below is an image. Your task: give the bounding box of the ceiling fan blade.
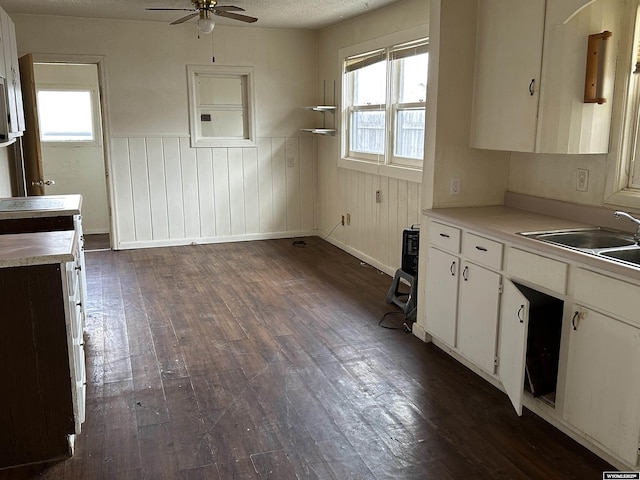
[213,10,258,23]
[171,12,200,25]
[146,8,197,11]
[213,6,245,12]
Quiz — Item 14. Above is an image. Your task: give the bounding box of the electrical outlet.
[376,190,382,203]
[450,177,461,195]
[287,156,295,168]
[346,213,351,225]
[577,169,589,192]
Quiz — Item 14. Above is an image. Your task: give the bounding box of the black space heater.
[401,227,420,276]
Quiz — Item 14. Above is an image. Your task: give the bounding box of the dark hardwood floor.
[1,238,613,479]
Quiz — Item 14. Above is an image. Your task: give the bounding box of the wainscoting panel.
[110,136,317,249]
[326,166,422,274]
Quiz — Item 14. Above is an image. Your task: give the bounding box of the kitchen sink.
[519,228,636,251]
[519,227,640,268]
[599,247,640,266]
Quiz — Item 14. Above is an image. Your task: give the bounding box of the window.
[343,38,428,170]
[606,1,640,207]
[627,6,640,191]
[187,65,256,148]
[37,88,100,144]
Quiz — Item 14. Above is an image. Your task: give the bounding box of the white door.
[424,247,459,347]
[564,307,640,465]
[470,0,545,151]
[498,280,530,415]
[34,62,109,234]
[457,262,501,373]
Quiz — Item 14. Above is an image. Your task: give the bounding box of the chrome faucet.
[614,211,640,243]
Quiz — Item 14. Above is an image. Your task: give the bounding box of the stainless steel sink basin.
[599,247,640,266]
[519,227,640,268]
[519,228,636,250]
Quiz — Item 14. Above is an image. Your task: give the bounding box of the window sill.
[604,188,640,212]
[190,138,257,148]
[338,157,422,183]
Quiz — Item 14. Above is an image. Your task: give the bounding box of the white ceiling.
[0,0,404,30]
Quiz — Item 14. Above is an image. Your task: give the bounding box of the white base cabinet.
[422,214,640,470]
[564,306,640,466]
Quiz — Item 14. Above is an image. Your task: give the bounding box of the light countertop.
[0,230,77,268]
[0,194,82,219]
[425,205,640,283]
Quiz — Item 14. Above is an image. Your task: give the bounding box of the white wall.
[13,15,318,248]
[424,0,510,209]
[315,0,429,274]
[35,63,110,233]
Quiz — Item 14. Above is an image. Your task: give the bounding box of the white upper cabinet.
[0,8,24,137]
[470,0,622,154]
[470,0,545,153]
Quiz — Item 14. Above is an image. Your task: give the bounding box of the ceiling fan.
[147,0,257,34]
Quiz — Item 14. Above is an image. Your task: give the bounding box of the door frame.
[30,53,117,248]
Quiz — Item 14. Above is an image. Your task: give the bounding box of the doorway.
[34,62,110,240]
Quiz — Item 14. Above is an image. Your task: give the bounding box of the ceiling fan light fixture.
[197,17,215,34]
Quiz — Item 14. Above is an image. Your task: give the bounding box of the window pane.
[353,61,386,105]
[394,109,425,160]
[350,110,385,154]
[197,76,243,105]
[397,52,428,103]
[38,90,94,142]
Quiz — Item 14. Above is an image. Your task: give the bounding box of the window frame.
[339,27,428,184]
[605,0,640,209]
[187,65,256,148]
[36,84,102,147]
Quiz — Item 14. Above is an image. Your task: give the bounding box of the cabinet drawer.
[429,222,461,253]
[463,232,503,270]
[506,248,568,294]
[574,268,640,324]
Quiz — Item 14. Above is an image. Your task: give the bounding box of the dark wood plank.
[0,238,616,479]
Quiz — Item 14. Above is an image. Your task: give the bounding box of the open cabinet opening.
[515,283,564,406]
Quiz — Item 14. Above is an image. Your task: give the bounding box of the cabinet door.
[0,10,24,135]
[498,280,530,415]
[470,0,545,152]
[457,262,501,373]
[564,307,640,466]
[424,247,459,347]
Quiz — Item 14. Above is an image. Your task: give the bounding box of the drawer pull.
[450,261,456,276]
[517,305,525,323]
[475,245,488,252]
[439,233,450,238]
[462,265,469,281]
